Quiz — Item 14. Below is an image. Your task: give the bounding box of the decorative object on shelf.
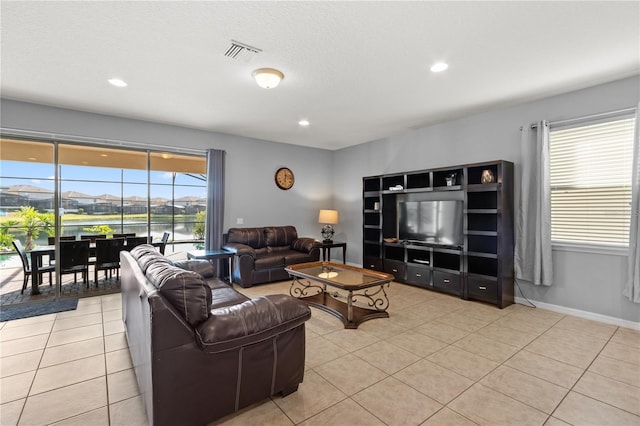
[252,68,284,89]
[481,169,495,184]
[274,167,294,190]
[373,202,380,211]
[389,185,404,191]
[318,209,338,242]
[383,238,398,243]
[445,173,456,186]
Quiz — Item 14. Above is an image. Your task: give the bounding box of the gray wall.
[0,99,333,239]
[2,75,639,323]
[334,76,640,323]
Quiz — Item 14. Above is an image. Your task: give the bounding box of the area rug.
[0,299,78,322]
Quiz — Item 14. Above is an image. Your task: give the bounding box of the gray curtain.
[204,149,225,251]
[515,121,553,286]
[623,104,640,303]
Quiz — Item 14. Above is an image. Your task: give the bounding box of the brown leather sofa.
[222,226,320,287]
[120,245,311,426]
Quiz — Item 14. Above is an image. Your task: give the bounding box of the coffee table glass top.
[286,261,393,290]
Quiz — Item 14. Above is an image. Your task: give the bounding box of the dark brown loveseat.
[120,245,311,426]
[222,226,320,287]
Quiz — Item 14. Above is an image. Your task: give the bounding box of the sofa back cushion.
[227,227,267,249]
[265,226,298,247]
[129,244,173,273]
[145,262,212,327]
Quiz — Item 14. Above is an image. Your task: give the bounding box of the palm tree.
[16,206,54,250]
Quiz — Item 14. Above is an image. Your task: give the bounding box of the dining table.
[27,241,164,295]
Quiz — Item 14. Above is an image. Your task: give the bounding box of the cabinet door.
[364,257,383,271]
[433,270,461,296]
[406,265,431,288]
[384,260,406,281]
[467,275,498,304]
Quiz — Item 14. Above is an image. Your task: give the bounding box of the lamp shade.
[252,68,284,89]
[318,209,338,224]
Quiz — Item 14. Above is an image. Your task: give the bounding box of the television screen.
[398,200,463,247]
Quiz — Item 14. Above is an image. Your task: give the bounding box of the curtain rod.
[0,126,207,155]
[524,106,637,130]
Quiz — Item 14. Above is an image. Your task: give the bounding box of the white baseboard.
[515,297,640,331]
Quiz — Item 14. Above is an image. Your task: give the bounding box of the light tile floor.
[1,281,639,426]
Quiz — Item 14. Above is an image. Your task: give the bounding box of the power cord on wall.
[515,279,537,308]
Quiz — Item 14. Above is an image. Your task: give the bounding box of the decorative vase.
[445,173,456,186]
[481,169,495,184]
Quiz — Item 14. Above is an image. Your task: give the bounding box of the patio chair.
[125,236,149,250]
[59,240,90,287]
[80,234,106,243]
[47,236,76,265]
[159,232,170,255]
[94,238,125,285]
[13,240,54,294]
[113,233,136,239]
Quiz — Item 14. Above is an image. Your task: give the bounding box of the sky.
[1,161,206,199]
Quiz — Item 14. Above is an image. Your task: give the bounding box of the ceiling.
[1,2,638,151]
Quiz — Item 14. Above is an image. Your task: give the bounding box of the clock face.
[275,167,294,190]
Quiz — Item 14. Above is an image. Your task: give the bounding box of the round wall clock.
[275,167,295,190]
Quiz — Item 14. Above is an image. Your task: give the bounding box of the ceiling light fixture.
[108,78,128,87]
[430,62,449,73]
[252,68,284,89]
[298,119,310,127]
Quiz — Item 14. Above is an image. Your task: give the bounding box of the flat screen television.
[398,200,463,247]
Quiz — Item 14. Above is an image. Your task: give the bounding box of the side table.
[187,249,234,283]
[316,241,346,264]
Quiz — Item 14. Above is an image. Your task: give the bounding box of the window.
[0,138,206,253]
[549,116,635,246]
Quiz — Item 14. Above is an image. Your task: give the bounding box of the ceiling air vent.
[224,40,262,63]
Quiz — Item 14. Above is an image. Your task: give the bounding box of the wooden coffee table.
[285,261,394,329]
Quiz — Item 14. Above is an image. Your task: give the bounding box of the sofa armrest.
[173,259,215,278]
[290,237,317,253]
[222,242,256,258]
[195,294,311,353]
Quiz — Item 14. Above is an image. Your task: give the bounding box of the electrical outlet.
[237,217,244,225]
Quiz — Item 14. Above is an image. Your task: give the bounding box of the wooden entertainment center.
[362,160,514,308]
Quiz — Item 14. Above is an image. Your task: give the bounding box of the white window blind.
[549,117,635,246]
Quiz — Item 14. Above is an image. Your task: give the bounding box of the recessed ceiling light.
[298,119,310,127]
[161,153,171,159]
[430,62,448,73]
[100,154,108,157]
[27,157,37,160]
[108,78,128,87]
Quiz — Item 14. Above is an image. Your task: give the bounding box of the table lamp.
[318,209,338,243]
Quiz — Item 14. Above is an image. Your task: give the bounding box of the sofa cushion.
[145,263,212,327]
[210,286,250,310]
[173,259,215,278]
[265,226,298,247]
[254,256,284,271]
[227,227,267,249]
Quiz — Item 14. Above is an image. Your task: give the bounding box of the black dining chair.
[159,232,170,255]
[125,236,149,250]
[94,238,125,285]
[59,240,90,287]
[13,240,55,294]
[80,234,106,243]
[113,233,136,239]
[47,236,76,265]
